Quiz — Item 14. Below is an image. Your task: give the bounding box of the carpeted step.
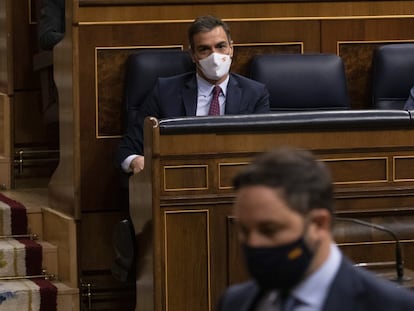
[0,193,28,236]
[0,278,57,311]
[0,191,80,310]
[0,239,59,279]
[0,238,42,278]
[0,190,46,239]
[0,192,61,310]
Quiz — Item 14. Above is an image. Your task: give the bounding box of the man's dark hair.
[188,15,231,51]
[233,147,334,215]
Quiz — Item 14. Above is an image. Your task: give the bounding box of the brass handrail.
[0,270,55,281]
[0,233,38,240]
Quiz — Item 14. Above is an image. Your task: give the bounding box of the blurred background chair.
[249,53,350,111]
[371,43,414,110]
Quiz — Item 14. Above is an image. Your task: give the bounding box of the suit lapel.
[242,286,261,311]
[225,75,243,115]
[234,282,262,311]
[183,75,198,116]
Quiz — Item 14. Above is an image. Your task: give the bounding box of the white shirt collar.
[290,243,342,308]
[196,73,229,96]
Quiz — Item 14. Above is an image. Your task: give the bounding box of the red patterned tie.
[208,85,221,116]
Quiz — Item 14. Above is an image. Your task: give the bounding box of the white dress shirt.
[196,74,229,116]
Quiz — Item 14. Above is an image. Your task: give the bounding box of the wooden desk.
[130,111,414,311]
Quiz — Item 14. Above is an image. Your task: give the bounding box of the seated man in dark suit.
[218,147,414,311]
[113,15,269,283]
[404,86,414,110]
[116,15,270,174]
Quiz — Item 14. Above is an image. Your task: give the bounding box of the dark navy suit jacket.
[116,72,270,167]
[217,257,414,311]
[404,86,414,110]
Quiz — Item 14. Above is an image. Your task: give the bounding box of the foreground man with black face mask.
[217,148,414,311]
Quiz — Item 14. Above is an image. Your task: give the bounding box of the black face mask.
[243,235,313,292]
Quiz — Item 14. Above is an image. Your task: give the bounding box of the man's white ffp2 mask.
[199,52,232,81]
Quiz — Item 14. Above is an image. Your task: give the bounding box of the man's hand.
[130,155,145,174]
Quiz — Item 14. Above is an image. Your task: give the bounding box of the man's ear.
[229,40,234,58]
[309,209,332,231]
[190,49,197,63]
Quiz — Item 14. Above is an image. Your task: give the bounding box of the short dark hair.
[188,15,231,51]
[233,147,334,215]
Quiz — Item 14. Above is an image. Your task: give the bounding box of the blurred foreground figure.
[218,147,414,311]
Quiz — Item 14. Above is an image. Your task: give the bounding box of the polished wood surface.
[0,93,11,189]
[80,0,405,5]
[10,0,39,91]
[0,0,12,189]
[129,116,414,310]
[0,0,12,94]
[48,0,78,218]
[13,91,46,145]
[77,1,414,22]
[37,0,414,309]
[1,187,78,287]
[322,18,414,108]
[2,0,414,309]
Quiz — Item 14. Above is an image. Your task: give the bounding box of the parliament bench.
[130,109,414,311]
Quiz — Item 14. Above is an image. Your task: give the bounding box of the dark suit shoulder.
[354,263,414,308]
[158,71,196,87]
[217,281,259,311]
[230,73,267,88]
[325,257,414,311]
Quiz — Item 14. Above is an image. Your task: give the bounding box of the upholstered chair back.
[250,53,350,111]
[371,43,414,110]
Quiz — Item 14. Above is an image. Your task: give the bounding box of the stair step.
[0,279,79,311]
[40,240,58,277]
[55,281,80,311]
[1,188,46,239]
[0,189,80,310]
[27,206,43,240]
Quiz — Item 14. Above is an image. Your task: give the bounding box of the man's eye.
[259,226,278,237]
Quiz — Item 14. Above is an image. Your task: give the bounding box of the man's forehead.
[195,39,228,47]
[194,27,227,39]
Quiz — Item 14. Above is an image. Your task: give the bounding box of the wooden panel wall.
[10,0,45,149]
[1,0,51,189]
[0,0,12,189]
[48,1,414,309]
[0,93,11,189]
[128,120,414,311]
[0,0,12,94]
[322,18,414,108]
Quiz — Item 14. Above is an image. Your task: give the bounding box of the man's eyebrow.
[196,44,210,49]
[257,220,277,226]
[216,40,228,45]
